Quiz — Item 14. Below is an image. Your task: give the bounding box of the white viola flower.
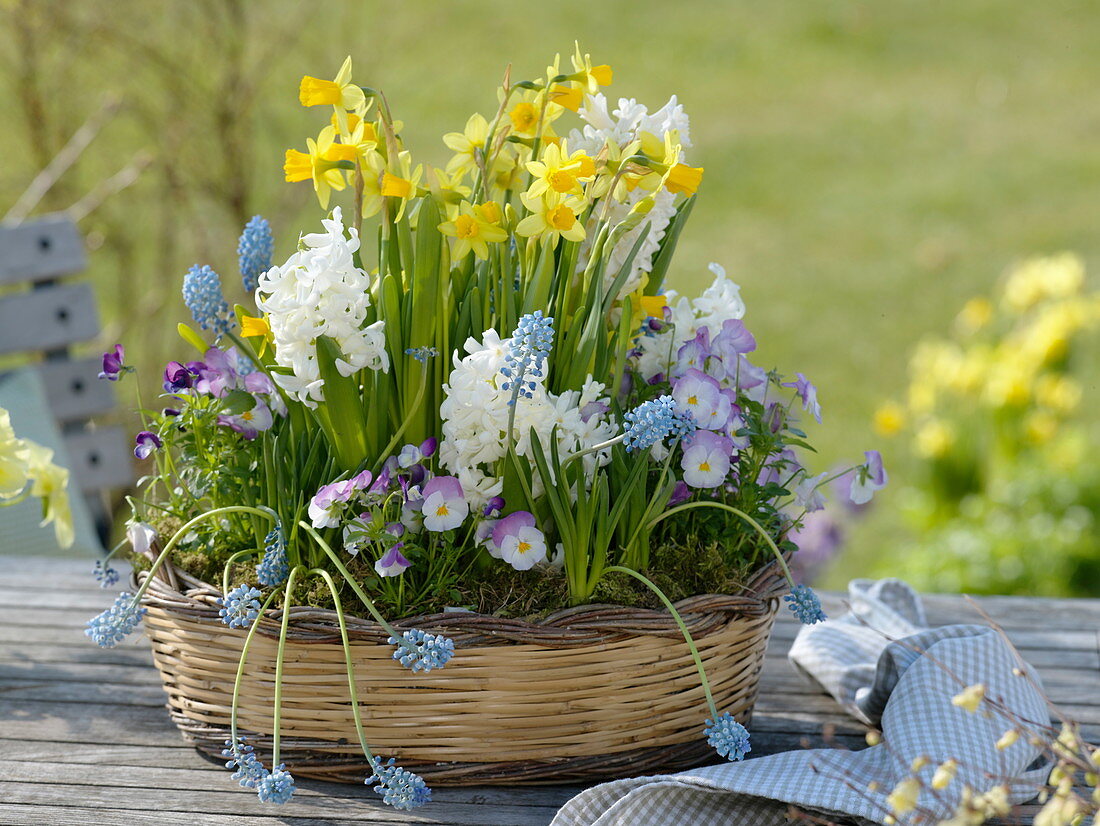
[126,522,157,556]
[256,207,389,406]
[794,472,828,513]
[681,430,735,489]
[491,511,548,572]
[421,476,469,532]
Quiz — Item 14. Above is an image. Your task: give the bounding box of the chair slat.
[0,284,101,355]
[37,358,117,422]
[0,215,86,285]
[63,427,133,492]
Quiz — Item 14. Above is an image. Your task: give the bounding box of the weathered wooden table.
[1,557,1096,825]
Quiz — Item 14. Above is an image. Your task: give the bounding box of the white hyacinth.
[568,94,694,297]
[256,208,389,406]
[439,330,617,510]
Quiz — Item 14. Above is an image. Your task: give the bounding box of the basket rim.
[138,547,789,648]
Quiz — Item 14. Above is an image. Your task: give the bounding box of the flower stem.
[272,565,304,766]
[604,564,718,720]
[309,567,378,765]
[229,588,281,745]
[222,548,260,597]
[649,501,795,587]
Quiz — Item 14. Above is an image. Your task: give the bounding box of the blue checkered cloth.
[552,579,1050,826]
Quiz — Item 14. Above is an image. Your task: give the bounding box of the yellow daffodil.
[516,192,587,247]
[505,87,563,138]
[526,143,596,198]
[665,162,705,195]
[359,150,388,219]
[381,149,422,221]
[548,82,584,112]
[299,56,367,111]
[1003,253,1085,313]
[951,683,986,713]
[240,314,272,355]
[443,113,490,178]
[873,401,906,436]
[0,408,30,499]
[438,201,508,260]
[23,441,73,549]
[428,167,473,220]
[284,125,355,208]
[627,293,669,332]
[569,43,612,93]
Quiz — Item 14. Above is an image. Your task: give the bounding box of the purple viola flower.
[218,398,273,440]
[667,480,692,507]
[681,430,735,489]
[580,399,609,422]
[134,431,162,459]
[491,511,547,571]
[672,368,731,431]
[476,518,500,555]
[309,479,357,529]
[789,510,844,585]
[731,355,768,396]
[793,472,828,513]
[98,345,127,381]
[757,447,801,489]
[419,437,438,458]
[783,373,822,424]
[421,476,468,532]
[400,483,424,532]
[375,544,412,578]
[674,328,712,377]
[385,522,405,539]
[162,361,194,393]
[483,496,506,518]
[849,450,887,505]
[710,319,757,362]
[193,347,239,398]
[724,401,751,449]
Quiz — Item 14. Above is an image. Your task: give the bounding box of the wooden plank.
[63,426,134,491]
[0,283,101,355]
[38,357,117,422]
[0,215,86,285]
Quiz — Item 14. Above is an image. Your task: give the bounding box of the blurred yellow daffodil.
[438,201,508,261]
[516,192,587,247]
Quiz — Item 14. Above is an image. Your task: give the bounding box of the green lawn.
[2,0,1098,581]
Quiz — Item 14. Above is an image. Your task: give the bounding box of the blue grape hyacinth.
[92,559,120,588]
[221,738,265,789]
[218,584,262,629]
[256,763,296,804]
[183,264,233,337]
[257,524,289,587]
[500,311,554,403]
[85,592,147,648]
[237,215,273,294]
[785,584,827,625]
[705,712,751,761]
[388,628,455,673]
[623,395,696,452]
[367,756,432,810]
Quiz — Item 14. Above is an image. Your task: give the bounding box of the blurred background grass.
[1,0,1098,586]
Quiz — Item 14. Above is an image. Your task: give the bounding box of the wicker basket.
[137,556,785,785]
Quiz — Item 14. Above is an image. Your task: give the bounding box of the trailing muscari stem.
[300,522,455,671]
[309,568,432,810]
[84,505,285,648]
[649,501,827,625]
[603,565,750,763]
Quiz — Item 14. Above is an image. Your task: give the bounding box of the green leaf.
[645,196,696,295]
[314,335,368,470]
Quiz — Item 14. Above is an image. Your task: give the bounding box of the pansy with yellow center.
[515,192,587,247]
[443,113,490,178]
[299,56,367,111]
[438,201,508,261]
[525,143,596,199]
[284,125,356,208]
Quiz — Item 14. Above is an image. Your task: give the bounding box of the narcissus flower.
[443,113,490,178]
[664,163,704,196]
[299,56,366,112]
[525,143,596,198]
[516,192,587,247]
[438,201,508,260]
[284,125,355,209]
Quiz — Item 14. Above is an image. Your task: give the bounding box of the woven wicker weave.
[138,555,785,785]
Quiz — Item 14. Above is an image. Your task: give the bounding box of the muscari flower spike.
[257,524,289,587]
[85,592,147,648]
[238,215,273,294]
[404,346,438,364]
[388,628,455,673]
[221,737,266,789]
[183,264,234,337]
[500,311,554,403]
[705,712,752,761]
[256,762,296,805]
[92,559,120,588]
[785,583,827,625]
[623,395,696,452]
[367,756,432,811]
[218,584,262,629]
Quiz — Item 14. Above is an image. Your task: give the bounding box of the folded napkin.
[551,579,1050,826]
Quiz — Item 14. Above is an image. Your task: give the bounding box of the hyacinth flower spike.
[309,566,432,810]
